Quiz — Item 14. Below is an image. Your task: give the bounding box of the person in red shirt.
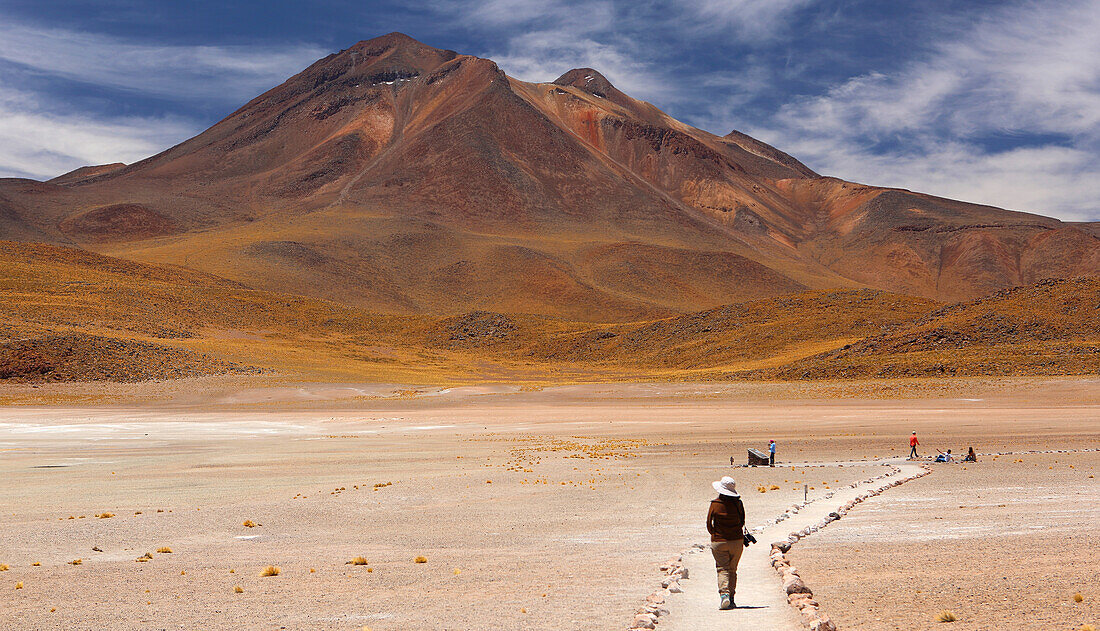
[909,431,920,459]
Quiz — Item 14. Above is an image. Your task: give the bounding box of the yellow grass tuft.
[936,610,958,622]
[367,567,373,573]
[156,547,172,554]
[347,557,369,566]
[1080,625,1094,631]
[242,520,258,528]
[32,562,40,567]
[310,568,316,573]
[96,513,115,519]
[0,564,7,571]
[1074,593,1084,603]
[180,570,186,575]
[414,556,427,564]
[453,568,461,576]
[233,585,244,594]
[769,485,780,490]
[68,559,82,565]
[260,565,280,577]
[229,569,235,573]
[15,581,23,589]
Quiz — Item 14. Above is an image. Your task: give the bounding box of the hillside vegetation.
[0,242,1095,384]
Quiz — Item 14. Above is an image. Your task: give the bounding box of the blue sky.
[1,0,1097,221]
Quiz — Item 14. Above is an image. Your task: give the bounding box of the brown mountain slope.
[1,242,1094,383]
[0,32,1096,320]
[741,277,1100,380]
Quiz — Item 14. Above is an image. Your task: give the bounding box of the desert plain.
[2,376,1097,630]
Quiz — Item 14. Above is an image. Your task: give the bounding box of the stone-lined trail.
[651,460,928,631]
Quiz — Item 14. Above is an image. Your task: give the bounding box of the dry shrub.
[242,520,258,528]
[15,581,24,589]
[68,559,82,565]
[347,557,369,566]
[233,585,244,594]
[260,565,280,577]
[769,485,780,490]
[31,562,40,567]
[157,547,172,554]
[96,513,115,519]
[414,556,427,564]
[936,611,958,623]
[0,564,8,571]
[1074,593,1084,603]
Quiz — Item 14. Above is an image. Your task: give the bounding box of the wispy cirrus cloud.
[0,86,196,180]
[0,17,326,180]
[682,0,818,37]
[739,0,1100,220]
[435,0,811,100]
[0,21,326,101]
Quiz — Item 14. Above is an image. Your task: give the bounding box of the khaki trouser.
[710,540,744,595]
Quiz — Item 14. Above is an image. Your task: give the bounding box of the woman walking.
[707,476,746,610]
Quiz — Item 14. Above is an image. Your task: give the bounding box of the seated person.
[935,449,954,462]
[962,447,977,462]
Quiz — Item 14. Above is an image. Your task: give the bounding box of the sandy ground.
[793,451,1100,630]
[1,378,1098,630]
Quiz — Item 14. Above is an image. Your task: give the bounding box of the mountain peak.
[348,32,439,54]
[553,68,615,98]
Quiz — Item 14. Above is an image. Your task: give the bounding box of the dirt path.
[661,459,926,631]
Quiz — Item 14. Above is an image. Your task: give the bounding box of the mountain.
[0,32,1097,321]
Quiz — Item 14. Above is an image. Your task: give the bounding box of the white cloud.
[742,0,1100,221]
[683,0,818,38]
[439,0,811,100]
[486,31,673,101]
[0,86,198,180]
[0,17,327,180]
[0,22,326,101]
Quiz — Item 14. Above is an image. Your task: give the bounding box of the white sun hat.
[712,476,739,497]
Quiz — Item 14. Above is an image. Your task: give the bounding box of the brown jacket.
[707,495,745,542]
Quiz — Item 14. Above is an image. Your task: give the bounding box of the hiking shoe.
[719,593,732,610]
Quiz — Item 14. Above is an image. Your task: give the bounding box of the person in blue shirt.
[768,439,776,466]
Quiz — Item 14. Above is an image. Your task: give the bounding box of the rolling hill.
[1,242,1094,384]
